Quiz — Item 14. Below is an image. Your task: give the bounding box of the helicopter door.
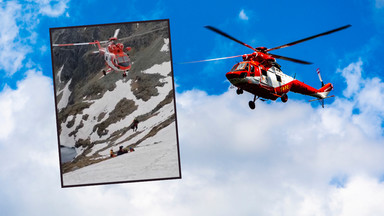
[250,64,255,76]
[260,68,268,85]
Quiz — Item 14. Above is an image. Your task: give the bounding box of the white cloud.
[35,0,69,17]
[1,56,384,215]
[0,69,54,142]
[339,58,384,137]
[0,1,29,75]
[239,9,249,20]
[329,175,384,215]
[339,59,363,98]
[0,0,70,76]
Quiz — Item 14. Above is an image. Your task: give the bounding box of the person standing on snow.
[130,119,139,132]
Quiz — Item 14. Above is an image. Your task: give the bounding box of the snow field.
[62,122,179,186]
[100,100,175,156]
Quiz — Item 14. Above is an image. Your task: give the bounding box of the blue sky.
[3,0,384,99]
[1,0,384,215]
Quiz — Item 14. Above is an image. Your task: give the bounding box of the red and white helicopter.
[187,25,351,109]
[53,28,132,77]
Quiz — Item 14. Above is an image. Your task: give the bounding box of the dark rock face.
[51,20,177,173]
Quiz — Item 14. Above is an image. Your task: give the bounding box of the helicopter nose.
[226,71,247,80]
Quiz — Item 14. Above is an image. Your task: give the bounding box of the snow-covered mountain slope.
[51,20,180,186]
[63,122,179,186]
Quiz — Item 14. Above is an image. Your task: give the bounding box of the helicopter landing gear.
[236,88,243,95]
[249,95,257,109]
[249,101,256,109]
[281,94,288,103]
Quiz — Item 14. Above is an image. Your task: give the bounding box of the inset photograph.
[50,19,181,187]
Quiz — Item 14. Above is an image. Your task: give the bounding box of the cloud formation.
[0,40,384,216]
[1,1,384,215]
[1,61,384,216]
[0,1,28,75]
[239,9,249,20]
[35,0,69,17]
[0,0,70,76]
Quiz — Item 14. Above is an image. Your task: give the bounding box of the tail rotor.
[317,68,324,87]
[309,68,334,108]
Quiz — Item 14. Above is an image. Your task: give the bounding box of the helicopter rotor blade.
[267,24,351,52]
[180,54,244,64]
[205,26,257,52]
[52,41,99,47]
[269,53,312,65]
[118,26,168,41]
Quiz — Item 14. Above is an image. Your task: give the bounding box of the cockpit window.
[230,63,239,71]
[230,62,249,71]
[117,55,130,67]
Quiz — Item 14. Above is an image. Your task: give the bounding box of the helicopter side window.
[250,65,255,76]
[261,69,267,76]
[276,74,282,82]
[236,62,248,71]
[230,62,249,71]
[230,63,239,71]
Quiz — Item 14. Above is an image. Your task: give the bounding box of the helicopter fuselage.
[103,50,131,72]
[226,53,333,103]
[99,41,131,73]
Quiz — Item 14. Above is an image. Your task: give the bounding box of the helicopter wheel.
[123,72,127,77]
[102,70,107,76]
[248,101,256,109]
[236,88,243,95]
[281,94,288,103]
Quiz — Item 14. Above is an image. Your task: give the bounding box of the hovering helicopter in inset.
[185,24,351,109]
[53,28,132,77]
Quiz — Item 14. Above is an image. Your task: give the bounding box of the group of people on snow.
[109,118,139,158]
[110,146,135,158]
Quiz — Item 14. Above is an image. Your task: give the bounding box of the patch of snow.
[142,61,171,76]
[160,38,169,52]
[60,115,77,148]
[57,79,72,111]
[86,141,109,157]
[57,65,64,83]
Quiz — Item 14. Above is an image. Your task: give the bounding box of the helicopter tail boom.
[289,80,333,98]
[314,83,333,98]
